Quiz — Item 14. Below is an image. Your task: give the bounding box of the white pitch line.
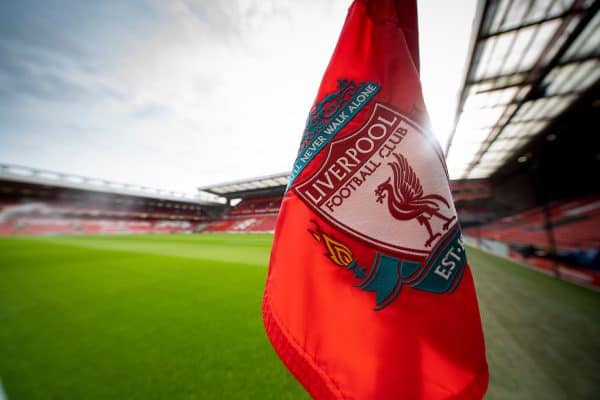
[0,377,7,400]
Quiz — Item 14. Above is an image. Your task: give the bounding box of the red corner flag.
[262,0,489,398]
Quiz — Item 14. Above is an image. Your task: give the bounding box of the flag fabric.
[262,0,489,398]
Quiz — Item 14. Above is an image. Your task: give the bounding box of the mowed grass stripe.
[0,234,598,399]
[6,234,274,266]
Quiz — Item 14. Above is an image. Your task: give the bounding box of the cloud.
[0,0,165,103]
[0,0,474,193]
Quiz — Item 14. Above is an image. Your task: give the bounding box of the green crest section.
[400,260,420,279]
[358,254,401,306]
[410,232,467,294]
[347,260,367,278]
[358,255,426,310]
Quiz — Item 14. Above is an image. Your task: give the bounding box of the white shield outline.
[294,103,456,259]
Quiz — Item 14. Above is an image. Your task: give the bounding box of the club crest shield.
[294,103,457,260]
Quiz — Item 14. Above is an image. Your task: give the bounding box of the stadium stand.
[449,0,600,289]
[0,164,224,235]
[465,196,600,250]
[464,196,600,288]
[0,218,206,236]
[197,174,287,233]
[0,166,284,235]
[202,215,278,233]
[451,179,496,226]
[228,196,282,216]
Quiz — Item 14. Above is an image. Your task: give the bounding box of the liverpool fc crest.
[294,102,466,308]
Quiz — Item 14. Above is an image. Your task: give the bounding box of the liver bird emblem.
[374,152,456,247]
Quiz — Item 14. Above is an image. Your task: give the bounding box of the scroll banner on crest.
[263,0,489,399]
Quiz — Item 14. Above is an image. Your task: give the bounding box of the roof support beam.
[467,0,598,175]
[446,0,600,178]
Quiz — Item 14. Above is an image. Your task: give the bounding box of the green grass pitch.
[0,234,598,399]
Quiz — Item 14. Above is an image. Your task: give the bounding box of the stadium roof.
[0,163,222,205]
[446,0,599,180]
[198,172,289,199]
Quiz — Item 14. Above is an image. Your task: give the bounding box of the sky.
[0,0,477,194]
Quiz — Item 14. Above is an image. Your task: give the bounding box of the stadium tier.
[0,164,223,235]
[197,174,286,233]
[0,218,208,236]
[464,196,600,287]
[202,215,278,233]
[0,165,284,235]
[464,196,600,250]
[201,196,282,232]
[228,196,282,216]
